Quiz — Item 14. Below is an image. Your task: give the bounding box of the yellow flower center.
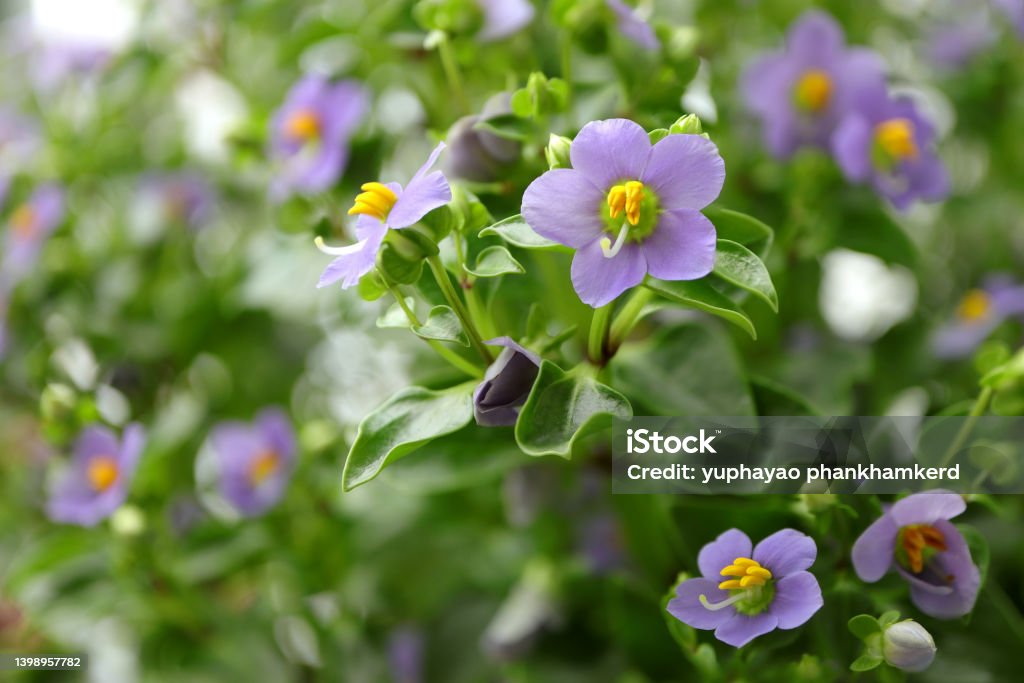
[956,289,991,323]
[285,109,321,142]
[87,456,120,492]
[875,118,919,161]
[794,69,833,113]
[607,180,645,227]
[248,449,280,486]
[347,182,399,222]
[717,557,772,590]
[11,205,38,238]
[899,524,947,574]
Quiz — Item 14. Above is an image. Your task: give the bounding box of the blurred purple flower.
[926,20,997,70]
[831,91,950,210]
[578,513,627,574]
[522,118,723,307]
[741,10,887,158]
[932,276,1024,358]
[316,142,451,289]
[2,183,65,282]
[852,491,980,619]
[666,528,823,647]
[477,0,535,42]
[473,337,540,427]
[209,408,296,517]
[606,0,658,50]
[388,626,425,683]
[994,0,1024,36]
[446,94,521,182]
[46,423,146,527]
[138,172,216,229]
[32,42,112,91]
[269,75,367,200]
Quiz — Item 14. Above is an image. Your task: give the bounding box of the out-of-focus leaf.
[377,298,415,329]
[848,614,880,640]
[412,305,468,346]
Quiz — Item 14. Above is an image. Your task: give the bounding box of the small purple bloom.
[852,491,980,619]
[932,276,1024,358]
[388,626,425,683]
[46,423,146,527]
[269,75,367,200]
[477,0,535,42]
[606,0,658,51]
[473,337,541,427]
[316,142,451,289]
[447,94,521,182]
[831,91,950,210]
[522,118,724,307]
[666,528,823,647]
[208,408,296,517]
[137,172,215,229]
[742,10,888,158]
[2,183,65,282]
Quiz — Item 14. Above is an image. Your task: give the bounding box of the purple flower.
[831,90,950,210]
[932,276,1024,358]
[473,337,541,427]
[137,172,215,229]
[852,491,980,619]
[606,0,658,51]
[46,423,146,527]
[447,94,521,182]
[208,408,296,517]
[522,118,723,307]
[269,75,367,200]
[2,184,65,282]
[994,0,1024,37]
[316,142,451,289]
[388,626,425,683]
[925,20,997,70]
[666,528,823,647]
[477,0,535,42]
[742,10,887,158]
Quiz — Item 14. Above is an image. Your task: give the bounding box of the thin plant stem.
[436,32,469,114]
[452,234,498,339]
[609,287,654,351]
[588,302,615,365]
[427,256,493,364]
[939,386,993,468]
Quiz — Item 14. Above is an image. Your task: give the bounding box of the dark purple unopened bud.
[473,337,541,427]
[446,94,521,182]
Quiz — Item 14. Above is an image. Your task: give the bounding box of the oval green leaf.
[713,238,779,312]
[466,245,525,278]
[643,278,757,339]
[412,305,468,346]
[704,207,774,255]
[480,214,564,250]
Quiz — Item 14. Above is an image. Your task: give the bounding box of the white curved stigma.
[600,223,630,259]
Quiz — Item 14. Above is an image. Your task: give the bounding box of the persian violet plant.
[852,491,980,619]
[522,119,724,307]
[667,529,823,647]
[1,183,65,283]
[932,276,1024,358]
[473,337,541,427]
[46,423,146,527]
[207,409,296,517]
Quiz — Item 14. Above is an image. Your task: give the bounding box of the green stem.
[436,32,469,114]
[427,256,493,364]
[382,275,482,378]
[608,287,654,351]
[453,234,498,339]
[986,580,1024,643]
[939,386,993,468]
[587,302,615,365]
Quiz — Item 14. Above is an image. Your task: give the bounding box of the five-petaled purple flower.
[741,10,887,158]
[137,172,216,230]
[2,183,65,283]
[932,275,1024,358]
[852,491,980,619]
[522,118,723,307]
[606,0,658,51]
[269,75,367,200]
[477,0,535,42]
[46,423,146,527]
[473,337,541,427]
[209,408,297,517]
[831,89,950,210]
[316,142,452,289]
[667,528,823,647]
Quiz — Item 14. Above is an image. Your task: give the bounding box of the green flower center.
[599,180,660,257]
[698,557,776,616]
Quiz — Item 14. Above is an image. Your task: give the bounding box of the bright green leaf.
[704,207,774,255]
[848,614,881,640]
[466,245,525,278]
[412,305,468,346]
[713,238,779,311]
[376,298,415,329]
[480,214,565,250]
[474,114,534,141]
[644,277,757,339]
[850,653,883,672]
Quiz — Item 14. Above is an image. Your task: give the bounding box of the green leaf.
[342,383,476,490]
[848,614,881,640]
[466,245,525,278]
[510,88,533,117]
[357,271,388,302]
[411,305,468,346]
[378,243,424,285]
[661,573,697,651]
[480,214,564,250]
[515,361,632,457]
[376,298,415,329]
[643,277,757,339]
[960,525,991,588]
[648,128,670,144]
[713,238,779,311]
[833,206,917,267]
[878,611,901,628]
[750,375,822,416]
[703,207,774,255]
[473,114,534,141]
[850,653,883,672]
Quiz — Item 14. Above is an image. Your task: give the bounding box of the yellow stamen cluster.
[901,524,947,574]
[956,289,991,323]
[718,557,772,590]
[249,449,280,486]
[875,118,919,161]
[285,109,321,142]
[87,456,119,492]
[607,180,645,226]
[11,205,37,238]
[348,182,399,222]
[795,70,834,113]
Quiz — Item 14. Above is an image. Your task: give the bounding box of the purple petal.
[666,578,735,630]
[931,320,996,359]
[851,512,898,582]
[641,134,725,211]
[388,143,452,229]
[477,0,535,42]
[570,240,646,307]
[787,10,845,63]
[606,0,659,51]
[317,217,387,289]
[770,571,823,629]
[74,425,121,460]
[118,423,146,476]
[257,408,296,461]
[752,529,817,577]
[474,337,542,427]
[698,528,753,579]
[831,115,872,182]
[741,54,797,119]
[640,209,716,282]
[903,519,980,619]
[890,491,965,527]
[714,612,779,648]
[569,119,651,191]
[906,152,951,203]
[521,169,606,248]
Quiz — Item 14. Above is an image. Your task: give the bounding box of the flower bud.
[545,134,572,169]
[447,94,521,182]
[670,113,703,135]
[882,620,936,672]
